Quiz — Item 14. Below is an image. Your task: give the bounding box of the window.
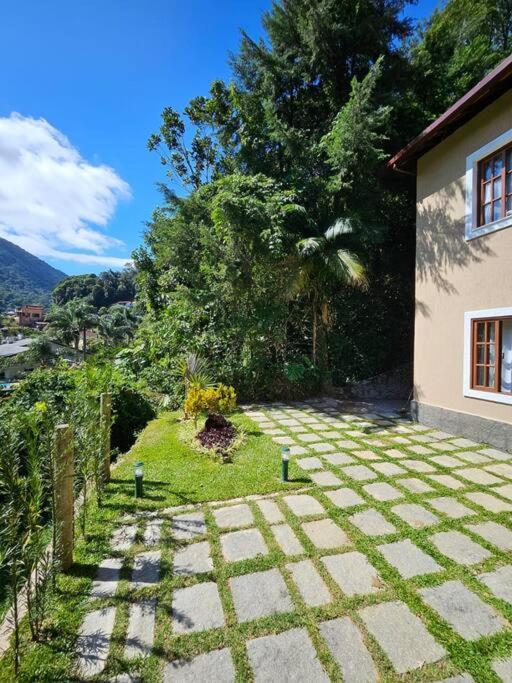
[465,128,512,240]
[470,317,512,394]
[478,145,512,227]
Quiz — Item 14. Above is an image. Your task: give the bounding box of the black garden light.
[281,447,290,482]
[134,461,144,498]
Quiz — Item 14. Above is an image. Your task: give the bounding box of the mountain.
[0,238,66,312]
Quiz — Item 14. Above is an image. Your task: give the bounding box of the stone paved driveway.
[75,399,512,682]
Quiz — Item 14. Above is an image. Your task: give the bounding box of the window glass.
[493,155,503,175]
[493,201,502,221]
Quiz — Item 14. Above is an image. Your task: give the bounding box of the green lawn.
[108,410,305,509]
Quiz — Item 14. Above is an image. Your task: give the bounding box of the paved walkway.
[75,399,512,681]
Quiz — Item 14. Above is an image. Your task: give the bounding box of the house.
[14,304,44,327]
[389,53,512,450]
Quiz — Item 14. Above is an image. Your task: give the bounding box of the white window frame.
[465,128,512,240]
[464,306,512,405]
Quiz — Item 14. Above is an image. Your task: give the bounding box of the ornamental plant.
[184,383,236,427]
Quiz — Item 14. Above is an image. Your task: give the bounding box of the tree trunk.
[74,335,79,361]
[82,328,87,360]
[312,306,317,365]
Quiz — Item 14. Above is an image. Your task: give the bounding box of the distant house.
[389,54,512,449]
[0,337,76,381]
[14,304,45,327]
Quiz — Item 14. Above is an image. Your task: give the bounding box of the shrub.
[184,383,237,425]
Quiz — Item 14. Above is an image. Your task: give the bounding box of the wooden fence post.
[55,424,74,571]
[101,392,112,483]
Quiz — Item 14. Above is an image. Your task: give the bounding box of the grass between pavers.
[2,402,512,681]
[0,408,304,681]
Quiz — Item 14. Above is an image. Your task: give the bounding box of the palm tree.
[26,333,55,367]
[47,300,97,360]
[97,304,138,346]
[293,219,367,368]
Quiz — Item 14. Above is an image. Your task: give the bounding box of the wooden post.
[54,424,74,571]
[100,392,112,483]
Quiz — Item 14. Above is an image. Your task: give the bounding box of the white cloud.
[0,113,131,269]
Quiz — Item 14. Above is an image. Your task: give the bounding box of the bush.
[184,383,237,424]
[111,386,156,452]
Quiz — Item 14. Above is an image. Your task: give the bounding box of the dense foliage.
[0,237,66,311]
[52,267,136,308]
[134,0,511,401]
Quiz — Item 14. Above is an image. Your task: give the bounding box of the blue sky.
[0,0,439,276]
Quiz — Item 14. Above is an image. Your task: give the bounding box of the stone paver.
[431,455,465,468]
[402,459,436,473]
[173,540,213,576]
[324,487,364,509]
[283,494,324,517]
[337,440,360,449]
[90,557,123,599]
[363,481,403,501]
[398,477,434,494]
[478,565,512,605]
[221,528,268,562]
[377,539,441,578]
[246,627,328,683]
[465,491,512,513]
[322,552,384,596]
[391,503,439,528]
[111,524,137,551]
[385,449,407,459]
[354,450,381,461]
[164,648,235,682]
[456,451,490,464]
[408,445,434,455]
[310,470,342,487]
[213,503,254,529]
[323,452,354,466]
[256,498,284,523]
[289,445,308,455]
[296,456,323,470]
[271,524,304,555]
[76,607,116,678]
[486,462,512,479]
[301,518,351,549]
[143,518,163,546]
[359,601,446,674]
[342,465,378,481]
[451,438,478,448]
[492,657,512,681]
[465,521,512,551]
[430,530,491,565]
[132,551,161,587]
[172,582,225,634]
[171,511,206,540]
[350,508,396,536]
[480,447,511,461]
[429,474,465,490]
[125,599,156,659]
[230,569,293,622]
[457,467,504,485]
[372,462,407,476]
[273,436,296,445]
[286,559,331,606]
[298,432,323,443]
[428,497,476,519]
[495,483,512,500]
[419,580,506,640]
[319,617,378,683]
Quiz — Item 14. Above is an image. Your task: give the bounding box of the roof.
[0,338,33,358]
[388,53,512,172]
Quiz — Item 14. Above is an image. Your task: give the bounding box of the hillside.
[0,237,66,311]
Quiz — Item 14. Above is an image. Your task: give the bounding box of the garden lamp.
[281,447,290,482]
[134,461,144,498]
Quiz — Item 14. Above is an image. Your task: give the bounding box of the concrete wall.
[415,89,512,432]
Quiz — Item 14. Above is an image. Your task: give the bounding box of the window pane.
[493,200,502,221]
[489,342,496,364]
[477,322,485,342]
[477,344,485,363]
[507,150,512,170]
[507,196,512,215]
[477,366,485,386]
[484,161,492,180]
[489,366,495,387]
[493,155,503,176]
[489,321,496,342]
[507,173,512,194]
[493,177,502,199]
[484,183,492,203]
[484,204,492,224]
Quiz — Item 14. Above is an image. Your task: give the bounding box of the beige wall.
[415,89,512,425]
